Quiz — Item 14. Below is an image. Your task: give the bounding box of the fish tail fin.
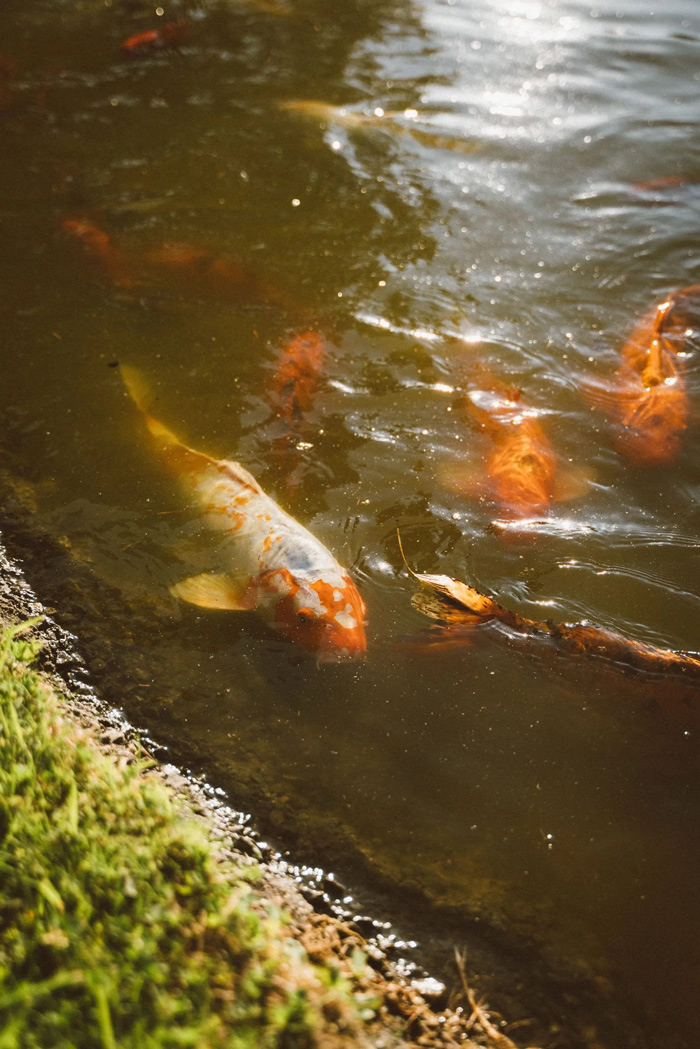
[120,364,152,413]
[120,365,179,446]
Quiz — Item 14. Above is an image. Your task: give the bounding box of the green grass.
[0,620,366,1049]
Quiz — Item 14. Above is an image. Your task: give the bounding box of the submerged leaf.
[409,574,505,620]
[411,589,483,624]
[397,531,521,626]
[399,535,700,682]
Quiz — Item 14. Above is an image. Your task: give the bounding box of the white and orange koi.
[120,366,367,661]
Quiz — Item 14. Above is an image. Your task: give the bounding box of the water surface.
[1,1,699,1046]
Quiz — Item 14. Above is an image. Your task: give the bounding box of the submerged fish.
[62,219,288,308]
[142,241,284,306]
[281,99,476,154]
[120,366,366,661]
[587,286,700,465]
[120,20,190,55]
[629,176,700,204]
[441,372,588,521]
[269,329,326,491]
[62,218,131,287]
[271,330,325,426]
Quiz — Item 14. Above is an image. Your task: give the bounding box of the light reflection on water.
[1,0,700,1045]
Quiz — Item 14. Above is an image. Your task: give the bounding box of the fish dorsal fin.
[218,459,264,495]
[170,572,253,611]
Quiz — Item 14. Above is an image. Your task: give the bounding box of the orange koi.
[61,219,131,287]
[271,330,325,426]
[120,20,190,55]
[120,366,366,661]
[62,220,288,309]
[632,176,688,191]
[269,329,325,491]
[441,372,585,521]
[629,176,700,203]
[589,286,700,465]
[142,241,282,306]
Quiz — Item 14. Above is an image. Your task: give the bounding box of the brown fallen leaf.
[398,532,700,681]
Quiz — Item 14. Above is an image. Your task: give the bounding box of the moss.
[0,621,365,1049]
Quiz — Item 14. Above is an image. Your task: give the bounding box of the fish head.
[260,568,367,661]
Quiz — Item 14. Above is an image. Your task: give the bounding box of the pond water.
[1,0,699,1046]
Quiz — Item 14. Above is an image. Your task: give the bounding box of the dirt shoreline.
[0,530,548,1049]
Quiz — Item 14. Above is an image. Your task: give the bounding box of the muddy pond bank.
[0,469,648,1049]
[0,533,508,1049]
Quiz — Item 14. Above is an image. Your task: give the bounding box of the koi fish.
[62,220,289,309]
[120,366,366,661]
[399,541,700,682]
[441,372,587,521]
[629,176,700,204]
[62,219,131,288]
[632,176,689,191]
[269,329,326,490]
[142,241,284,307]
[587,286,700,465]
[271,330,325,426]
[120,20,190,55]
[281,100,476,154]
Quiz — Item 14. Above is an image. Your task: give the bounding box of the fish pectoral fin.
[552,463,596,503]
[170,572,252,611]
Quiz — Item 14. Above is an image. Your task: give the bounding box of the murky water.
[2,0,700,1045]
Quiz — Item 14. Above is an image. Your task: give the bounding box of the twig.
[396,528,422,582]
[453,949,544,1049]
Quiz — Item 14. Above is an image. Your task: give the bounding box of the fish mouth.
[315,645,366,665]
